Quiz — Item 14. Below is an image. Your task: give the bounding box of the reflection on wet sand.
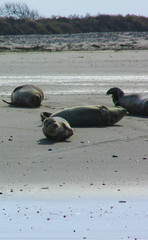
[0,197,147,239]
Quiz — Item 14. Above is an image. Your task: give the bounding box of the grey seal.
[42,116,74,141]
[107,87,148,116]
[2,84,44,107]
[40,105,126,127]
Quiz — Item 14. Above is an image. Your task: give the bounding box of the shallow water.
[0,197,147,239]
[1,75,148,96]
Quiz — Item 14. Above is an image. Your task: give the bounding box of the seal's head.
[108,107,127,125]
[42,117,74,141]
[106,87,124,106]
[33,94,43,107]
[43,117,59,135]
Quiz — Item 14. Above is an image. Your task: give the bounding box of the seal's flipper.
[13,85,24,92]
[40,112,52,122]
[2,99,12,105]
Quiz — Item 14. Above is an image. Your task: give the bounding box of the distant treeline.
[0,14,148,35]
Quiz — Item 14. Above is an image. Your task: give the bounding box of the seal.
[40,105,126,127]
[2,84,44,107]
[106,87,148,116]
[42,116,74,141]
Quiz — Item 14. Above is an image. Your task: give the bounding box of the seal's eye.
[53,123,58,128]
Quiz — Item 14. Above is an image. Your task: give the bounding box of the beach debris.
[48,148,53,151]
[8,136,13,141]
[119,200,127,203]
[112,155,118,158]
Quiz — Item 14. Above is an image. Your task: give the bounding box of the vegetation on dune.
[0,2,148,35]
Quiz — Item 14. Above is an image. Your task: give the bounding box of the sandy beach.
[0,49,148,239]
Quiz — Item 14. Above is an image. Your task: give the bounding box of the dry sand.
[0,50,148,238]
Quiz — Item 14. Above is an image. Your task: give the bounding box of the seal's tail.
[2,99,12,105]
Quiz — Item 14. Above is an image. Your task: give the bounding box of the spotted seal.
[2,84,44,107]
[40,105,126,127]
[42,116,74,141]
[106,87,148,116]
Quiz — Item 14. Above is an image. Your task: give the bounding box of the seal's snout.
[118,107,127,118]
[109,107,127,124]
[53,122,59,129]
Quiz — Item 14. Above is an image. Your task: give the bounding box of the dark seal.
[107,87,148,116]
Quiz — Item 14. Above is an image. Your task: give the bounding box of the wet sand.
[0,50,148,239]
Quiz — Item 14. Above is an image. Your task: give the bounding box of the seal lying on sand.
[107,87,148,116]
[2,84,44,107]
[42,116,74,141]
[40,105,126,127]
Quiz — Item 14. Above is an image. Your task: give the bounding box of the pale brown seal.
[107,87,148,116]
[40,105,126,127]
[2,84,44,107]
[42,116,74,141]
